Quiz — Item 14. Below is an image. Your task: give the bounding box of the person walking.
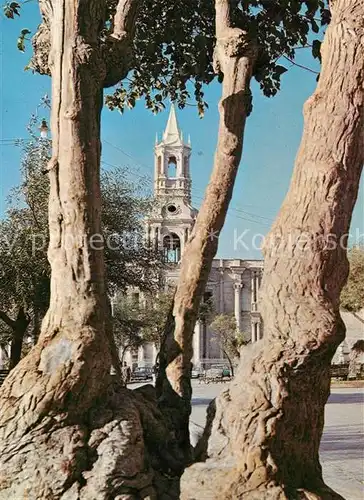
[152,362,159,385]
[121,362,128,386]
[126,365,131,384]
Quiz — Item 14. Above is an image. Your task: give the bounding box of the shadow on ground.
[320,425,364,461]
[327,392,364,404]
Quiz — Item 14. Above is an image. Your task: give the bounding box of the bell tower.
[148,105,197,265]
[154,104,192,202]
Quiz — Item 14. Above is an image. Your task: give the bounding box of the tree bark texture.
[0,0,111,440]
[0,2,182,499]
[157,0,257,456]
[181,0,364,498]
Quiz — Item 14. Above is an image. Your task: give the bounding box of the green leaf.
[3,2,20,18]
[17,36,25,52]
[312,39,322,61]
[311,19,319,33]
[274,65,288,76]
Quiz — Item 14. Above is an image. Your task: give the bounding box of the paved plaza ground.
[190,381,364,500]
[130,380,364,499]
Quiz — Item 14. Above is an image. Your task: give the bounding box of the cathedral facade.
[132,106,264,369]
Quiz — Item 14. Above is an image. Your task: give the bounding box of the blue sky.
[1,4,363,259]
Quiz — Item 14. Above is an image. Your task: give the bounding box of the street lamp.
[39,119,49,139]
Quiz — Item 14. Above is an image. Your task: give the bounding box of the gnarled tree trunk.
[181,0,364,498]
[0,0,111,439]
[157,0,257,456]
[0,2,184,499]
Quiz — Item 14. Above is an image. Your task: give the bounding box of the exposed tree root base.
[181,459,345,500]
[181,341,346,500]
[0,382,183,500]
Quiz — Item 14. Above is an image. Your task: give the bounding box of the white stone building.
[132,106,264,368]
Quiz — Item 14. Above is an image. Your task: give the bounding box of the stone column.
[255,271,260,305]
[152,343,159,364]
[146,224,151,247]
[251,270,256,307]
[219,269,225,313]
[251,322,257,343]
[234,280,243,332]
[256,321,261,341]
[193,321,202,366]
[154,226,159,250]
[137,345,145,367]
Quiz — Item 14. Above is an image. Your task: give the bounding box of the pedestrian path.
[190,382,364,500]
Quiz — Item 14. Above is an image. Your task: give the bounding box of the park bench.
[199,367,233,384]
[330,364,349,380]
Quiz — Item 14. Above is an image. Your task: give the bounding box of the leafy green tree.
[209,314,247,376]
[141,291,175,349]
[0,115,50,368]
[341,246,364,315]
[112,297,146,363]
[0,117,163,368]
[113,291,174,362]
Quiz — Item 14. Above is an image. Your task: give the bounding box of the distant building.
[333,310,364,364]
[128,106,264,368]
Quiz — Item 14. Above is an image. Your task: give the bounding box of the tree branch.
[30,0,52,75]
[282,55,319,75]
[0,310,15,330]
[103,0,142,88]
[111,0,140,40]
[215,0,242,37]
[213,0,256,79]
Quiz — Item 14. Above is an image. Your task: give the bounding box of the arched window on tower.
[167,156,177,178]
[163,233,181,263]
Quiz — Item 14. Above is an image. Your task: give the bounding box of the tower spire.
[154,104,193,203]
[163,104,182,145]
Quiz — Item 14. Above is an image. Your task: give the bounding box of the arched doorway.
[163,233,181,263]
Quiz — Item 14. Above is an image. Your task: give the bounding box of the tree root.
[180,342,346,500]
[0,381,183,500]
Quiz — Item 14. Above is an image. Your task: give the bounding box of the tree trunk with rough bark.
[0,2,184,499]
[222,348,234,377]
[181,0,364,498]
[157,0,257,457]
[0,0,111,436]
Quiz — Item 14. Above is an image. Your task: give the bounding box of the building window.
[167,156,177,177]
[163,233,181,263]
[167,204,177,214]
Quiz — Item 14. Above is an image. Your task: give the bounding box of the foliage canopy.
[4,0,329,115]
